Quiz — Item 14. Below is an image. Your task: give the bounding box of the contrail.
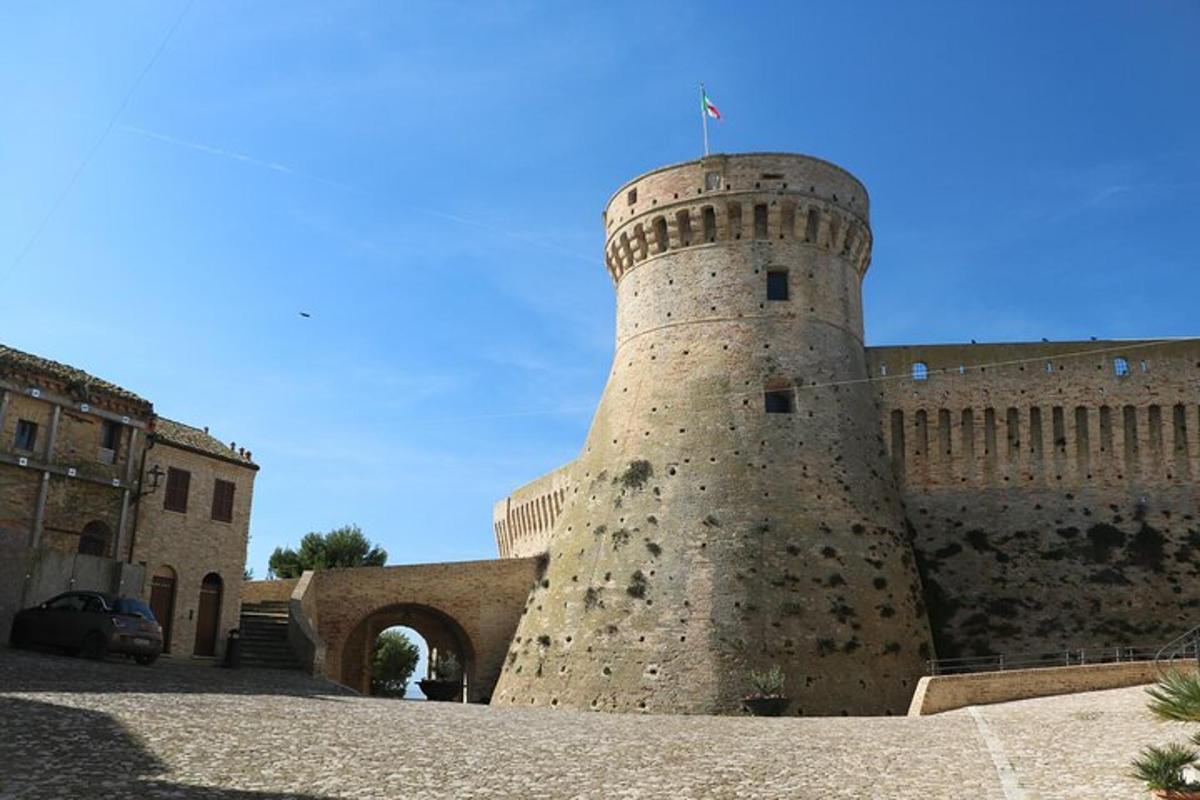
[118,124,600,266]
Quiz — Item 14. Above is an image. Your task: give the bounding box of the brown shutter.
[164,467,191,512]
[211,479,235,522]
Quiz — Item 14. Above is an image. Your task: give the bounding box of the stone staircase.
[238,600,301,670]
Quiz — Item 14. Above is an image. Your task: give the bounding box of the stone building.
[0,344,257,659]
[133,418,258,659]
[486,152,1200,716]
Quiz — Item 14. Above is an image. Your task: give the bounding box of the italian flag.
[702,89,721,120]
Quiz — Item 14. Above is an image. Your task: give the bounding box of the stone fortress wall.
[871,339,1200,660]
[488,152,1199,715]
[493,462,573,559]
[491,153,935,716]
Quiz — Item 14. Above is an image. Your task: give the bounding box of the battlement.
[601,153,872,285]
[492,461,574,558]
[869,338,1200,490]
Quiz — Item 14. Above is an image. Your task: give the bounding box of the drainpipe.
[29,406,61,549]
[126,435,153,564]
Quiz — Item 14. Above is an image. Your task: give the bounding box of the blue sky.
[2,1,1198,581]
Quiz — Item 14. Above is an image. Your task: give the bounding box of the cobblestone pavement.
[0,649,1180,799]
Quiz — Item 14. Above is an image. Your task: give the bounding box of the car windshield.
[114,598,156,621]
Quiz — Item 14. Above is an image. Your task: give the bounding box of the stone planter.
[742,696,789,717]
[418,679,462,702]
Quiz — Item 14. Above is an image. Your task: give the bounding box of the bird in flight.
[299,312,311,318]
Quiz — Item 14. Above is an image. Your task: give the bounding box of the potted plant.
[1131,670,1200,798]
[742,664,789,717]
[418,651,463,702]
[1130,742,1200,799]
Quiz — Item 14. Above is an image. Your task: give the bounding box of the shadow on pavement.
[0,647,355,699]
[0,696,337,799]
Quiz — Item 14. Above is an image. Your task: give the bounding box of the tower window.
[753,204,768,239]
[705,171,722,190]
[764,389,794,414]
[627,188,637,206]
[1113,357,1129,377]
[766,270,789,301]
[912,362,929,381]
[14,419,37,452]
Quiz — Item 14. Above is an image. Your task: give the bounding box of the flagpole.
[700,82,709,156]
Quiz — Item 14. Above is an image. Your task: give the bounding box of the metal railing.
[926,641,1200,676]
[1155,624,1200,669]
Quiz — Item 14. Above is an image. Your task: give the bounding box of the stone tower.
[491,153,934,715]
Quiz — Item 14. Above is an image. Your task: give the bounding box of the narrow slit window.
[766,270,789,301]
[912,362,929,381]
[764,389,794,414]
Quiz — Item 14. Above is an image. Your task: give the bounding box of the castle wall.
[492,154,932,716]
[492,461,574,558]
[870,339,1200,660]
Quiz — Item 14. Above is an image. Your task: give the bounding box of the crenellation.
[486,154,1198,714]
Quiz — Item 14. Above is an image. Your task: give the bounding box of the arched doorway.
[341,604,474,701]
[149,565,177,653]
[194,573,222,657]
[370,626,425,699]
[78,521,112,557]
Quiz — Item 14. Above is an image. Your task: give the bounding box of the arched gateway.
[341,603,476,698]
[247,558,542,702]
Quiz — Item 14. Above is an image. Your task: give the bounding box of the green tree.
[267,524,387,578]
[370,629,420,698]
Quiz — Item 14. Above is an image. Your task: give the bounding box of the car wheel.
[81,632,107,660]
[134,654,158,666]
[8,622,28,649]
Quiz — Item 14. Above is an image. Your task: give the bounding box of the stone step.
[240,620,288,630]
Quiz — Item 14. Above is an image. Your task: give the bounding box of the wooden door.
[193,574,222,657]
[149,572,176,653]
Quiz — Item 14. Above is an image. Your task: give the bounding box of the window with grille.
[912,362,929,381]
[164,467,191,513]
[1114,357,1130,377]
[211,479,235,523]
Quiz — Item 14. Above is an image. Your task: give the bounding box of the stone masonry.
[489,152,1200,715]
[492,154,936,716]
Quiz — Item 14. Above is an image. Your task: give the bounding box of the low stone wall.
[908,660,1197,715]
[242,579,298,605]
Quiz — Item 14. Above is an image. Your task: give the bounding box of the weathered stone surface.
[0,648,1175,799]
[492,154,933,716]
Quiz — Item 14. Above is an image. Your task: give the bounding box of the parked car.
[8,591,163,665]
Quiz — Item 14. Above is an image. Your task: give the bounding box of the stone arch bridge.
[242,558,541,701]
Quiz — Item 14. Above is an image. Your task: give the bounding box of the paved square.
[0,649,1181,798]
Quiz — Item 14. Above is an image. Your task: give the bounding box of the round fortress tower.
[492,153,933,715]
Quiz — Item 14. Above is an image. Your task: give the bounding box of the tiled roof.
[153,417,258,468]
[0,343,149,407]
